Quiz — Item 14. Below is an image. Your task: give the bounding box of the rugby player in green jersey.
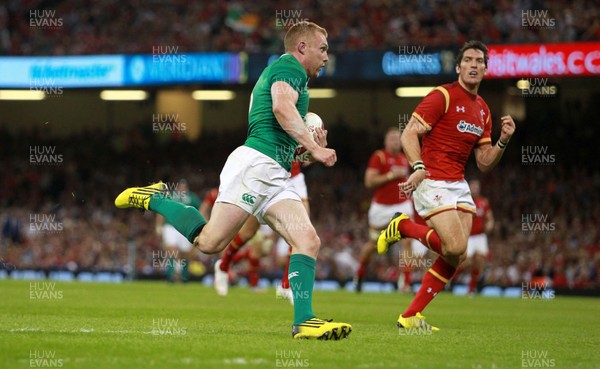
[115,21,351,340]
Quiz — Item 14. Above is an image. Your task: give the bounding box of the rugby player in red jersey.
[354,128,412,292]
[465,179,494,295]
[377,41,516,331]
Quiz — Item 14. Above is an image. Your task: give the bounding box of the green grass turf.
[1,280,598,369]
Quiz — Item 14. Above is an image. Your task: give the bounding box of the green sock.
[181,259,189,281]
[289,254,317,325]
[148,194,206,243]
[166,257,175,281]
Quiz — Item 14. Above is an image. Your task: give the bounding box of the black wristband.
[412,160,426,172]
[497,139,508,149]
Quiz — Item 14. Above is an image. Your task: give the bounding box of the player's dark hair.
[456,40,488,68]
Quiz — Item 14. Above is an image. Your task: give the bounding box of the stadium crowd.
[1,119,599,291]
[1,0,598,291]
[1,0,599,56]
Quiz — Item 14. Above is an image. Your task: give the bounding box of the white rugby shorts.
[217,146,301,224]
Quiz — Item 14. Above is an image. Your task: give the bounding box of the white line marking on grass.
[8,327,135,334]
[9,327,41,332]
[223,358,267,365]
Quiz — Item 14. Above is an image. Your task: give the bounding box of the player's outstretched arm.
[474,115,516,173]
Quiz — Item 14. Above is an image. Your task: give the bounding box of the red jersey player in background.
[464,179,494,295]
[354,127,412,292]
[377,40,516,331]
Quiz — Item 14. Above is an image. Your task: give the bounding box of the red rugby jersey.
[367,149,410,205]
[412,81,492,181]
[470,195,491,235]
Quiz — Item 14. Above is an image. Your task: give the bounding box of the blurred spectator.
[2,0,599,56]
[0,117,598,290]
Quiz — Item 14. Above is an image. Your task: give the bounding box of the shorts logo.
[241,193,256,205]
[456,120,484,136]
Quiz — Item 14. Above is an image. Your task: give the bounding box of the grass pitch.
[1,280,598,369]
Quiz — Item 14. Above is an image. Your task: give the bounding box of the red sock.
[219,234,245,272]
[247,253,260,287]
[281,245,292,289]
[403,269,411,286]
[232,248,250,265]
[398,220,443,255]
[468,268,479,293]
[356,254,371,279]
[403,257,456,317]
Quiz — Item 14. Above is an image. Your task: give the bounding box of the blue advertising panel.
[0,55,124,88]
[0,53,246,87]
[248,50,455,82]
[123,52,247,85]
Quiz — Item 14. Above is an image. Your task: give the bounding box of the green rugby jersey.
[245,54,309,171]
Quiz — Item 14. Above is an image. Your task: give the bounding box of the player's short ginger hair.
[284,21,328,52]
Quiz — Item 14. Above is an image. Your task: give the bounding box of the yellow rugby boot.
[114,182,167,210]
[292,318,352,340]
[377,212,410,254]
[397,312,439,331]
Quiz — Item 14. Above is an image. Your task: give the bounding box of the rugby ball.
[304,112,323,140]
[295,112,324,159]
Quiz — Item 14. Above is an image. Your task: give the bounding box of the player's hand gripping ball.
[295,112,324,161]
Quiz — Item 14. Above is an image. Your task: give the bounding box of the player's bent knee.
[296,232,320,255]
[443,243,467,258]
[194,238,228,255]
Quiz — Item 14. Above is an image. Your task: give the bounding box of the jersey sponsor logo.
[241,192,256,205]
[456,105,465,112]
[456,120,484,136]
